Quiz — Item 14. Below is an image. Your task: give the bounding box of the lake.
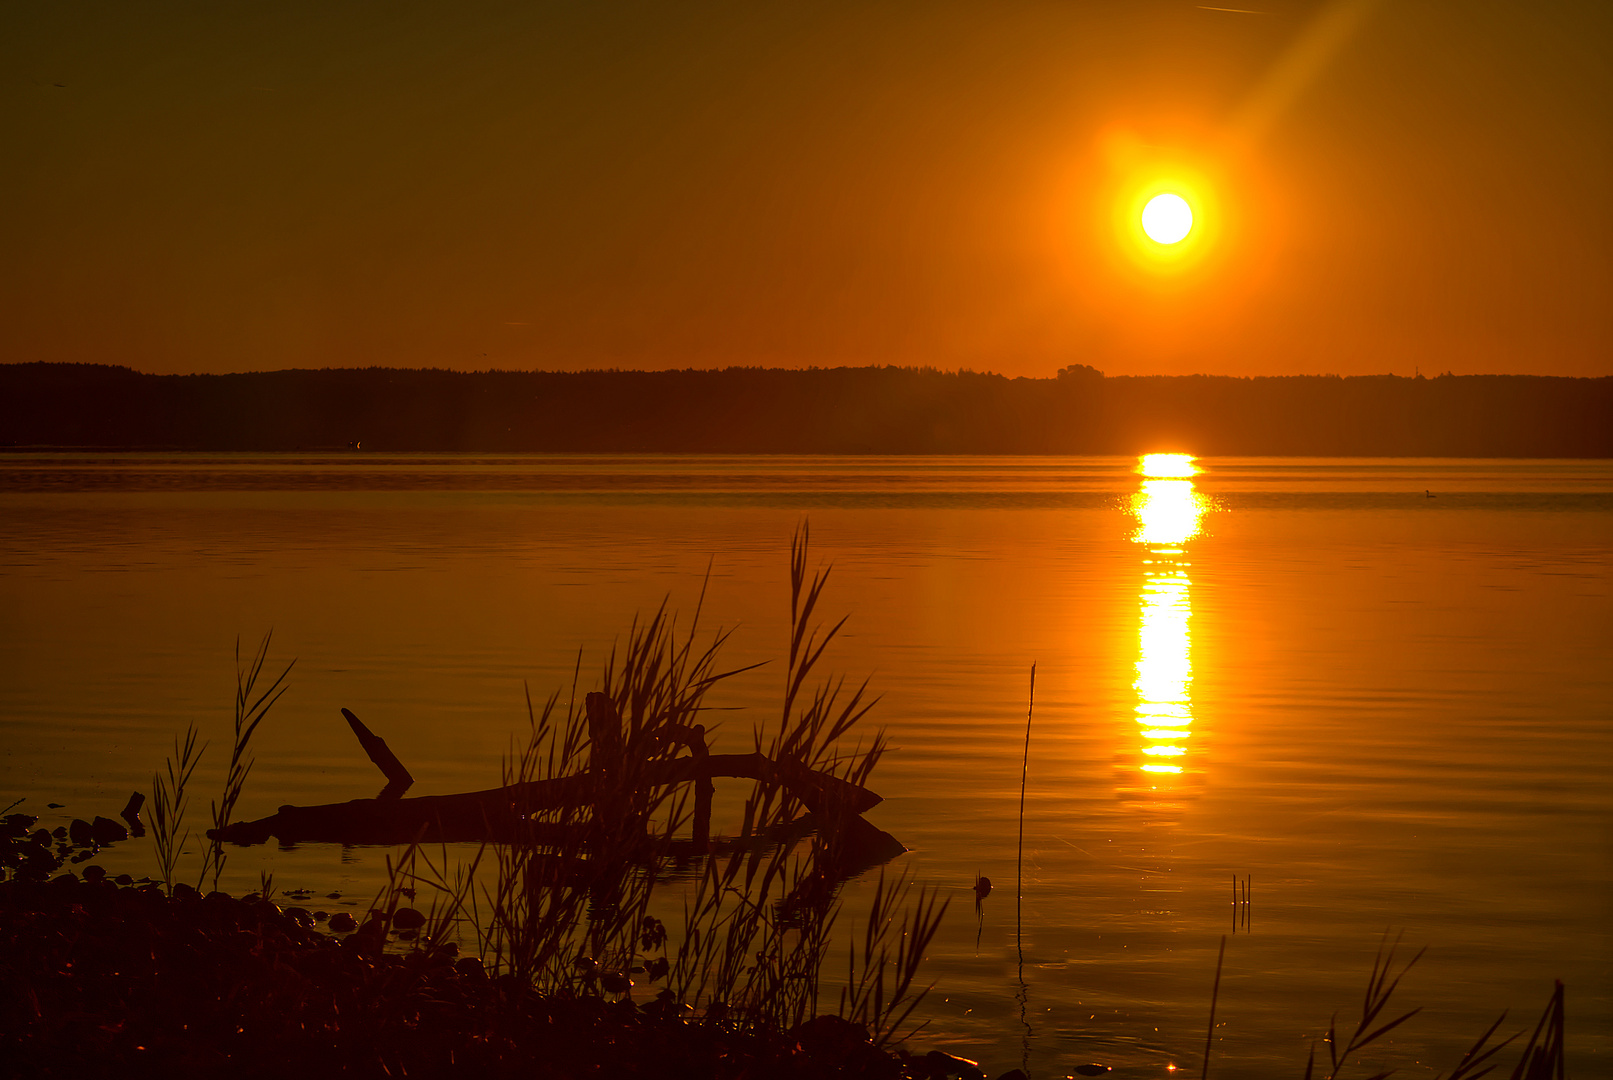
[1,453,1608,1077]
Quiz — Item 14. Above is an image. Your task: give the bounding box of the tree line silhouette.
[2,362,1608,456]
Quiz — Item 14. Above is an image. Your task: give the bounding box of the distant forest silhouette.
[3,362,1609,456]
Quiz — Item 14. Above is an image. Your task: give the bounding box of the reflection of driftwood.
[208,697,905,876]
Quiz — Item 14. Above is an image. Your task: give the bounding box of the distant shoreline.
[4,363,1609,457]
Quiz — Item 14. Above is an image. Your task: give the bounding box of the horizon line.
[5,361,1607,382]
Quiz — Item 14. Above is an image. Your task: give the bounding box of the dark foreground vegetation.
[0,868,931,1080]
[3,362,1609,456]
[1,532,980,1080]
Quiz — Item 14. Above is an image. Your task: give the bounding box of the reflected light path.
[1129,455,1208,782]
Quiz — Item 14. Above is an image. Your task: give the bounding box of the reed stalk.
[840,867,949,1046]
[1506,981,1565,1080]
[1301,931,1425,1080]
[150,724,203,897]
[1017,663,1034,967]
[201,632,293,893]
[1202,935,1226,1080]
[1297,940,1562,1080]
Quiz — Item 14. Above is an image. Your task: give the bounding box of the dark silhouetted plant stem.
[1203,934,1226,1080]
[1017,663,1034,967]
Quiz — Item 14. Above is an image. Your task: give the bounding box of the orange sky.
[3,1,1608,378]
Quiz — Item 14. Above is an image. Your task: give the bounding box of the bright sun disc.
[1141,193,1193,245]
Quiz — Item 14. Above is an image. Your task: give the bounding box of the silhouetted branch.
[341,707,415,799]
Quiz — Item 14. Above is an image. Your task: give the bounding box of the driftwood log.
[208,696,904,872]
[211,752,880,846]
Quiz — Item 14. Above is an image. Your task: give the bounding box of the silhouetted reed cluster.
[418,525,942,1045]
[1194,931,1566,1080]
[147,633,293,899]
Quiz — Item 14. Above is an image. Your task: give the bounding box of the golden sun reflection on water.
[1129,455,1210,783]
[1136,452,1198,479]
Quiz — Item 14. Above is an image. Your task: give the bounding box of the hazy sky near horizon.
[3,1,1609,378]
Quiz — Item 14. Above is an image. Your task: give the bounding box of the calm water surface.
[2,454,1609,1077]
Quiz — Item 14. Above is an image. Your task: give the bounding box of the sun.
[1106,167,1217,272]
[1138,453,1197,478]
[1141,193,1193,245]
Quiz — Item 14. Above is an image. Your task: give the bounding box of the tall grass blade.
[150,725,204,897]
[202,631,294,892]
[1203,934,1226,1080]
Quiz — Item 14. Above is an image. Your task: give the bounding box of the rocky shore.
[1,812,1028,1080]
